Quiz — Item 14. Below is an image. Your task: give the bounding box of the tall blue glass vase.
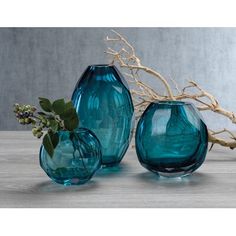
[72,65,134,167]
[135,101,208,178]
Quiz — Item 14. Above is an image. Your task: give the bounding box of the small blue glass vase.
[135,101,208,178]
[72,64,134,167]
[39,128,102,185]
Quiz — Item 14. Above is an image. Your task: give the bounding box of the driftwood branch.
[105,30,236,150]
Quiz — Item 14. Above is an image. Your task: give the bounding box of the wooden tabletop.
[0,131,236,208]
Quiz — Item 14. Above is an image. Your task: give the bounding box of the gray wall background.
[1,28,236,130]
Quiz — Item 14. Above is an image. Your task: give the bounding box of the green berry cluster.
[13,104,36,125]
[13,103,43,138]
[13,97,79,158]
[32,127,43,138]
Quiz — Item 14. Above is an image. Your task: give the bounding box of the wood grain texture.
[0,131,236,208]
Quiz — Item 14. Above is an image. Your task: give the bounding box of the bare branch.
[105,30,236,150]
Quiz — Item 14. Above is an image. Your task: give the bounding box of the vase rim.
[88,64,114,68]
[57,127,91,134]
[152,100,193,106]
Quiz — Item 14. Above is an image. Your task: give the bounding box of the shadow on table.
[95,162,129,178]
[8,179,99,195]
[135,171,212,187]
[7,163,130,195]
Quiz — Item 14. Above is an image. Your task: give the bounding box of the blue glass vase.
[72,64,134,167]
[39,128,102,185]
[135,101,208,178]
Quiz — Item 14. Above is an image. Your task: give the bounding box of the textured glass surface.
[72,65,134,167]
[40,128,102,185]
[135,101,208,177]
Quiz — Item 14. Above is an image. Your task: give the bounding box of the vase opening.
[154,100,191,106]
[89,64,113,68]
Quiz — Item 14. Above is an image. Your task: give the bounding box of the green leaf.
[49,132,59,149]
[59,108,76,120]
[52,99,66,115]
[49,120,59,132]
[64,115,79,131]
[65,101,74,110]
[43,133,54,158]
[39,97,48,101]
[39,97,52,112]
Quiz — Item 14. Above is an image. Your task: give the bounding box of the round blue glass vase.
[39,128,102,185]
[135,101,208,178]
[72,64,134,167]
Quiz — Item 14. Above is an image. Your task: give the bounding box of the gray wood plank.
[0,131,236,208]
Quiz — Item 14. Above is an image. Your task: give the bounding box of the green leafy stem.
[13,97,79,158]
